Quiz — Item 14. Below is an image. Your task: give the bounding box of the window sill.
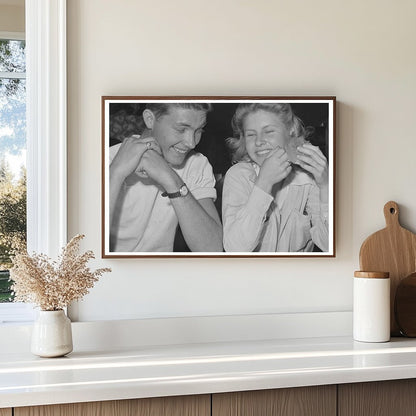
[0,303,35,325]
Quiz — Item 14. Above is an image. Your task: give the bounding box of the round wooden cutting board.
[359,201,416,336]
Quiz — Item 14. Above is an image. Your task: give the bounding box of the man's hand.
[110,134,160,181]
[138,149,182,192]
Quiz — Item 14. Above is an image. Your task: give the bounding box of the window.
[0,0,67,324]
[0,35,27,306]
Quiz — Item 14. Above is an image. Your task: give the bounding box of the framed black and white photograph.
[102,96,335,258]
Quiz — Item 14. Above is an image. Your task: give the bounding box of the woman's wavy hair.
[226,103,311,164]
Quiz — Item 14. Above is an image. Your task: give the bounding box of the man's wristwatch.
[161,184,189,199]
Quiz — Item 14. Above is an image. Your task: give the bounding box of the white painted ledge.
[2,335,416,408]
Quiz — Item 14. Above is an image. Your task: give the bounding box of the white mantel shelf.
[2,336,416,408]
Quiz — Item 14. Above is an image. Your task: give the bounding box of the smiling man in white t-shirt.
[109,103,223,253]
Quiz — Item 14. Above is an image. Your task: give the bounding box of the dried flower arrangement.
[10,234,111,311]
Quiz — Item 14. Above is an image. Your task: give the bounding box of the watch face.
[179,184,189,197]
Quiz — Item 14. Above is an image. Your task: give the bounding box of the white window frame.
[26,0,67,256]
[0,0,67,324]
[0,31,24,40]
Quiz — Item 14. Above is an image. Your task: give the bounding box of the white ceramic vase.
[31,310,73,357]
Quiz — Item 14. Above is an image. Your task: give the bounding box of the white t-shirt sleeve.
[110,147,216,200]
[181,153,217,201]
[109,143,122,164]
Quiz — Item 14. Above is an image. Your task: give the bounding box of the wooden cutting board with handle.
[359,201,416,336]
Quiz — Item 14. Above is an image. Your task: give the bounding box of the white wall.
[0,3,24,33]
[67,0,416,322]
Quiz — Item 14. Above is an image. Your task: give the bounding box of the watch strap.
[161,190,181,198]
[161,184,188,199]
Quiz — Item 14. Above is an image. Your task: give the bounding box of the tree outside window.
[0,38,26,302]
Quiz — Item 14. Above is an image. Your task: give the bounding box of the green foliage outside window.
[0,38,27,302]
[0,162,26,302]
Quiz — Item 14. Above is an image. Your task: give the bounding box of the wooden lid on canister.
[354,271,390,279]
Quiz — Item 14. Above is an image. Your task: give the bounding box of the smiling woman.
[223,103,329,253]
[102,97,335,258]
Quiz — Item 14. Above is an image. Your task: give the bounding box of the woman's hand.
[296,143,328,188]
[296,143,329,204]
[256,147,292,194]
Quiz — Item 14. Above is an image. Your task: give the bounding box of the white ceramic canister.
[353,271,390,343]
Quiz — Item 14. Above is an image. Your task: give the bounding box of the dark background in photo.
[109,102,329,176]
[108,102,330,252]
